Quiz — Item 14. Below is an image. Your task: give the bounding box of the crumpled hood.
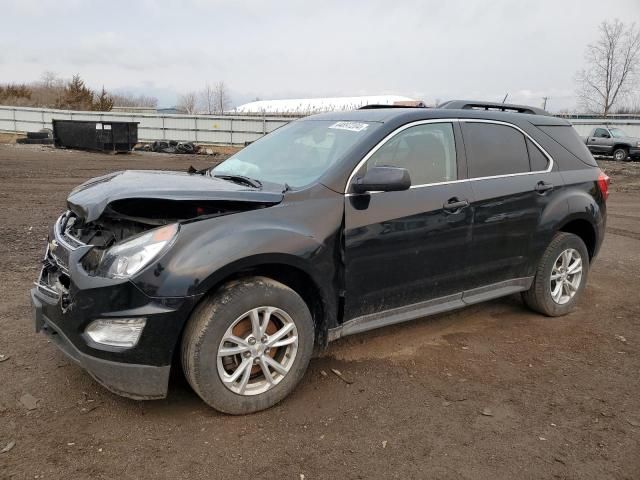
[67,170,284,222]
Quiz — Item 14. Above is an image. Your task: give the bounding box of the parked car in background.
[583,126,640,161]
[31,100,609,414]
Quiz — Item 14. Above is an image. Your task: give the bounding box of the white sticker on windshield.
[329,121,369,132]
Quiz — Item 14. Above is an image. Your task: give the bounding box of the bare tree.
[112,92,158,108]
[213,82,231,114]
[177,91,198,114]
[39,71,61,89]
[576,19,640,116]
[199,83,215,114]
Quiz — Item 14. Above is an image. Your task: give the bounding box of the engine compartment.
[65,198,273,274]
[69,197,272,246]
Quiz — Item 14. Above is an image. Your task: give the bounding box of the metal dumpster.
[52,120,139,153]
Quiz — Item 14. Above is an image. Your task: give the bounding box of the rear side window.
[366,122,457,185]
[526,138,549,171]
[463,123,530,178]
[537,125,597,167]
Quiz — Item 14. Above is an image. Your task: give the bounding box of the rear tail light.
[597,171,610,201]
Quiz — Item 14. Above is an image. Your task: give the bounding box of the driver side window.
[366,123,457,185]
[594,128,609,138]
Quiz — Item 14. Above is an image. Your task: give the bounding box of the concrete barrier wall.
[0,105,303,145]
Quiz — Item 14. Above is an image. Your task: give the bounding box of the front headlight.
[96,223,179,279]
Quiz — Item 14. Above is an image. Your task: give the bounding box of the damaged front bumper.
[30,212,199,400]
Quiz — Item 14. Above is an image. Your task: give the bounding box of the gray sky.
[2,0,639,111]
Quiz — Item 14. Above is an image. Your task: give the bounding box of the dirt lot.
[0,145,639,480]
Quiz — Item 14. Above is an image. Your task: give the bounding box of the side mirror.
[352,166,411,194]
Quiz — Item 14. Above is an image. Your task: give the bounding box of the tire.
[613,147,628,161]
[522,232,589,317]
[181,276,314,414]
[16,138,53,145]
[27,131,49,139]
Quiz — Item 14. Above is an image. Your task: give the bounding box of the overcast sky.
[2,0,639,111]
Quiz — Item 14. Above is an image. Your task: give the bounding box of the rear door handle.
[443,197,469,212]
[535,181,554,193]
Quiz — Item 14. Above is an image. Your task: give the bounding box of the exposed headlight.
[96,223,178,279]
[86,318,146,348]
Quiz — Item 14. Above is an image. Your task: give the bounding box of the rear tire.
[613,147,628,161]
[181,276,314,414]
[522,232,589,317]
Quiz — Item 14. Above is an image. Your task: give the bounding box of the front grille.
[54,211,86,250]
[35,252,62,300]
[35,211,83,300]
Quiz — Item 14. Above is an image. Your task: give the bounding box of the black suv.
[31,101,609,414]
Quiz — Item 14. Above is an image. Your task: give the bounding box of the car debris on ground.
[19,393,39,411]
[1,441,16,454]
[134,140,219,155]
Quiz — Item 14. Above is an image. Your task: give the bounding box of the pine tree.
[92,86,114,111]
[58,74,94,110]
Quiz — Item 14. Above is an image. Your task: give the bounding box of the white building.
[234,95,422,114]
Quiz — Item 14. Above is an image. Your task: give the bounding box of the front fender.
[131,186,344,301]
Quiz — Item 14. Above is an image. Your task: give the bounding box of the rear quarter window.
[537,125,597,167]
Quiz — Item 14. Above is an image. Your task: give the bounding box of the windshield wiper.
[214,174,262,189]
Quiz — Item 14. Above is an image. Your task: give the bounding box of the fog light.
[85,318,146,348]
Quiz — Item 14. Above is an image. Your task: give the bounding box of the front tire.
[613,147,628,161]
[522,233,589,317]
[181,276,314,414]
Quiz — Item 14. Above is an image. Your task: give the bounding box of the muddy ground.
[0,145,639,480]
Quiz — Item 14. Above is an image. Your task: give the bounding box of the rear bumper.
[31,288,171,400]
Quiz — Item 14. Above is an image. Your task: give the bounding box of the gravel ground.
[0,145,639,480]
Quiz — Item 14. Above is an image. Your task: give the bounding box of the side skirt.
[328,277,533,342]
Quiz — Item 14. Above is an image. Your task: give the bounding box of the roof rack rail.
[359,101,427,110]
[437,100,550,116]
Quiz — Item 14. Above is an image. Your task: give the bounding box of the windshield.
[609,128,628,138]
[212,120,379,188]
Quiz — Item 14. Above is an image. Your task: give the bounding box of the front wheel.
[181,277,314,414]
[522,232,589,317]
[613,147,628,161]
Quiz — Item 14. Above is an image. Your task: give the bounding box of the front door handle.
[535,181,554,193]
[443,197,469,212]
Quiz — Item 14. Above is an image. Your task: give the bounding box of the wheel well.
[613,144,628,152]
[213,264,327,344]
[559,219,596,259]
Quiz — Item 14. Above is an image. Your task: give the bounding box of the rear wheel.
[522,232,589,316]
[181,276,314,414]
[613,147,628,161]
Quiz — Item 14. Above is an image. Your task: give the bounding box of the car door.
[343,121,474,321]
[460,120,560,293]
[587,128,611,154]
